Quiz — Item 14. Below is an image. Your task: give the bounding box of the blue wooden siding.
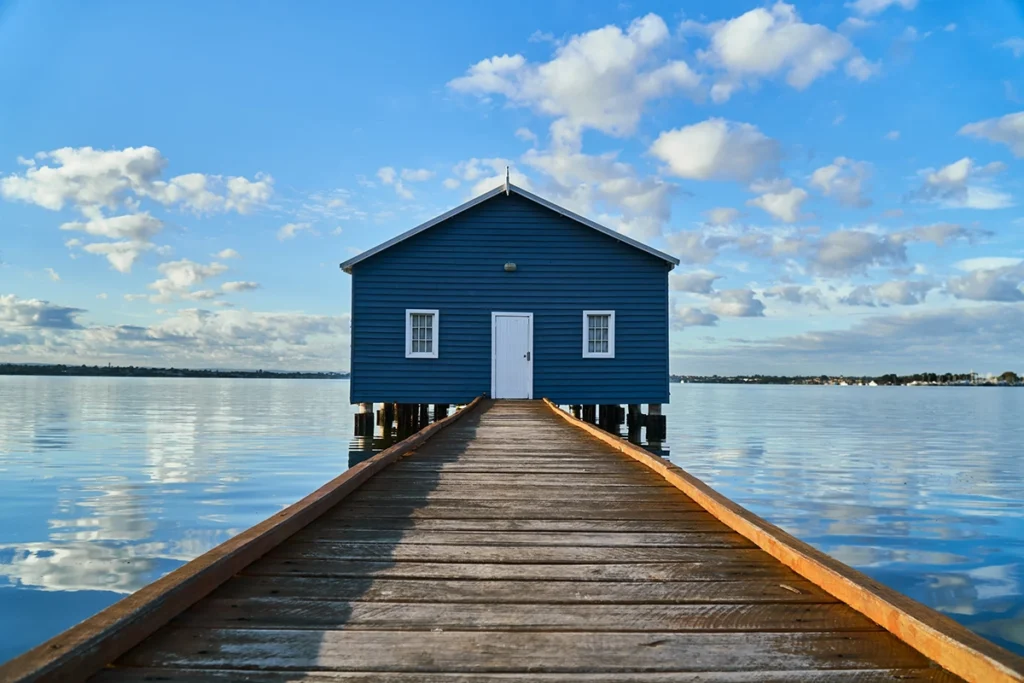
[349,192,670,405]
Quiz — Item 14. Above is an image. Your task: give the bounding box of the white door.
[492,313,533,399]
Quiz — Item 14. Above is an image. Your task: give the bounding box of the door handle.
[525,352,531,361]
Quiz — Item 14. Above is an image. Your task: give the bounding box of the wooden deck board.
[93,668,966,682]
[114,629,934,672]
[215,576,839,603]
[93,400,965,681]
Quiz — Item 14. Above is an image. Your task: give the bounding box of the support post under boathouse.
[340,180,680,442]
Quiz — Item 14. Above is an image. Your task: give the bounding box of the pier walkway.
[88,400,963,682]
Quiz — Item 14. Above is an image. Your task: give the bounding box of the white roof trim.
[339,183,679,273]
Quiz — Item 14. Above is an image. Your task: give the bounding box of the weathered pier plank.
[6,399,1021,683]
[216,575,838,603]
[115,629,935,672]
[92,670,965,683]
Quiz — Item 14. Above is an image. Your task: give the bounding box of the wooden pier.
[4,400,1023,682]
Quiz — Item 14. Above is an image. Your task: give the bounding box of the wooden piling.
[598,404,621,432]
[433,404,449,421]
[376,403,391,436]
[581,404,596,423]
[354,402,374,436]
[627,403,643,442]
[396,403,415,436]
[646,403,666,442]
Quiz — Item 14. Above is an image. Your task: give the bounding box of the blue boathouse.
[340,180,678,410]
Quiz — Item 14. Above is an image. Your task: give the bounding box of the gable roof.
[339,183,680,273]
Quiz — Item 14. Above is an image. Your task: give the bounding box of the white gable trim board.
[339,183,680,273]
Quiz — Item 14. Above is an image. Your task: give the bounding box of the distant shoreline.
[0,364,348,380]
[673,373,1022,387]
[2,365,1019,386]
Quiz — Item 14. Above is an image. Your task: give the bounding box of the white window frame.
[405,309,439,359]
[582,310,615,359]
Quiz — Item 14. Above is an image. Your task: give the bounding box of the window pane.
[409,312,437,355]
[586,314,611,355]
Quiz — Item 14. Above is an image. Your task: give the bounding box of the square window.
[582,311,615,358]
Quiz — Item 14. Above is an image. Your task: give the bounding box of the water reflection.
[0,377,361,663]
[663,383,1024,655]
[1,379,1022,662]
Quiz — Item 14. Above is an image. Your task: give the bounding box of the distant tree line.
[0,363,349,380]
[672,372,1021,386]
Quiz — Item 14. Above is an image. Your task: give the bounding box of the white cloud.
[400,168,434,182]
[221,281,261,293]
[810,157,871,207]
[809,230,906,275]
[670,270,721,294]
[705,207,740,225]
[709,289,766,317]
[955,257,1023,272]
[59,212,164,241]
[442,178,461,190]
[45,268,61,282]
[0,146,166,211]
[944,23,957,32]
[96,293,108,300]
[144,171,274,215]
[376,166,415,199]
[839,17,874,32]
[684,3,873,102]
[747,187,809,223]
[451,157,529,198]
[846,0,917,16]
[650,119,781,181]
[672,304,719,329]
[81,241,154,274]
[449,14,700,142]
[909,222,984,246]
[277,222,314,241]
[1,302,351,371]
[515,127,538,144]
[147,259,229,303]
[521,145,676,240]
[946,263,1024,302]
[666,220,974,276]
[215,248,241,259]
[764,284,827,308]
[665,231,722,264]
[1,146,271,277]
[678,304,1024,374]
[844,55,881,81]
[841,280,934,306]
[0,146,271,215]
[220,175,274,214]
[885,130,900,141]
[0,294,83,330]
[997,38,1024,58]
[910,157,1013,209]
[958,111,1024,158]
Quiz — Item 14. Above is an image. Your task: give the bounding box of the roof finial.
[505,166,510,196]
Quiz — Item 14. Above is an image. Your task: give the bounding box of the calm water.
[0,378,1022,663]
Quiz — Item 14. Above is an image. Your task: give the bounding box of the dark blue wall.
[349,193,670,404]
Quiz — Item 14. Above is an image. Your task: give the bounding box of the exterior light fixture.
[504,262,517,272]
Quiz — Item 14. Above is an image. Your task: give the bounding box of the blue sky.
[1,0,1022,374]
